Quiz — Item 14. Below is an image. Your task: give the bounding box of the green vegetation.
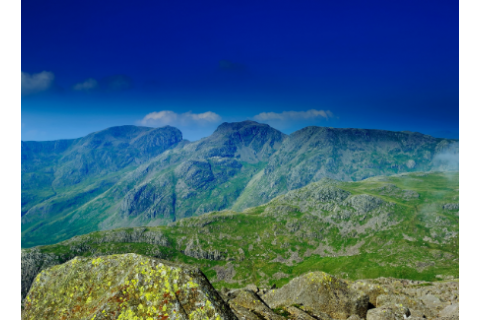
[22,171,459,300]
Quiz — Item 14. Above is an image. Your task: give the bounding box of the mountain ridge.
[21,121,459,248]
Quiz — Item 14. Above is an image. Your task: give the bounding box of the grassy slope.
[29,171,459,291]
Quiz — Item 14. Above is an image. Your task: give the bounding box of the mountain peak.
[192,120,286,161]
[213,120,271,134]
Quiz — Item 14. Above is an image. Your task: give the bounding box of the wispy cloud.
[432,142,459,171]
[73,78,98,91]
[139,111,221,127]
[21,71,55,95]
[253,109,334,122]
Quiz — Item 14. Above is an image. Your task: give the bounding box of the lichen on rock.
[22,253,237,320]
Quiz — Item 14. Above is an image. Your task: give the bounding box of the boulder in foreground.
[262,271,369,319]
[22,253,237,320]
[366,304,410,320]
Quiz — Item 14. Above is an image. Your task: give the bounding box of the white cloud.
[73,78,98,91]
[139,111,222,127]
[21,71,55,95]
[253,109,334,122]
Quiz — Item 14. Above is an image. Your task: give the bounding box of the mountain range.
[21,121,459,247]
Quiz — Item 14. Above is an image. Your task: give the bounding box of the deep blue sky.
[21,0,459,141]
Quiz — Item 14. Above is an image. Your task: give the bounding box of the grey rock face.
[184,237,224,260]
[262,271,369,319]
[121,180,175,219]
[228,289,284,320]
[366,304,410,320]
[376,293,435,318]
[346,194,384,213]
[285,305,330,320]
[21,249,59,301]
[439,303,459,318]
[176,160,216,189]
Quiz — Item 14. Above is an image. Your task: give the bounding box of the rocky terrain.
[21,172,459,309]
[22,253,237,320]
[22,121,458,248]
[22,253,459,320]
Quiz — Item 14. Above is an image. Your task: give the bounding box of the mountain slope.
[21,171,459,301]
[21,121,286,247]
[21,121,458,248]
[21,125,185,243]
[232,127,458,210]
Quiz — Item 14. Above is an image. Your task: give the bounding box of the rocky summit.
[22,121,458,248]
[22,253,459,320]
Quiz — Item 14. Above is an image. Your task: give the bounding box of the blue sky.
[21,0,459,141]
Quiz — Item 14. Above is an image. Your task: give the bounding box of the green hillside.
[22,171,459,300]
[22,121,458,248]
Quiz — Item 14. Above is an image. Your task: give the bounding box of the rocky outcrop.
[375,184,419,200]
[442,203,459,211]
[228,290,284,320]
[22,250,461,320]
[21,227,172,302]
[262,272,369,319]
[353,278,459,319]
[366,304,410,320]
[226,275,460,320]
[21,249,59,301]
[22,253,237,320]
[439,303,459,318]
[74,227,171,246]
[346,195,384,213]
[376,293,435,318]
[184,237,225,260]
